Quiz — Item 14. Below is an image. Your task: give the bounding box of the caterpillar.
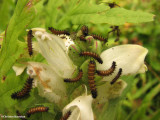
[96,61,116,76]
[27,106,49,117]
[27,30,33,56]
[81,25,88,36]
[106,26,120,42]
[60,111,71,120]
[79,35,87,41]
[11,77,33,99]
[108,2,120,8]
[79,51,103,64]
[16,110,27,120]
[110,68,122,84]
[64,69,83,82]
[91,34,107,42]
[48,27,70,35]
[88,60,97,99]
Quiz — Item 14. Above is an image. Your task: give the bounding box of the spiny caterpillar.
[48,27,70,35]
[16,110,27,120]
[81,25,88,36]
[110,68,122,84]
[11,77,33,99]
[27,106,49,117]
[64,69,83,82]
[60,111,71,120]
[91,34,107,42]
[27,30,33,56]
[88,60,97,99]
[107,26,120,42]
[96,61,116,76]
[79,51,103,64]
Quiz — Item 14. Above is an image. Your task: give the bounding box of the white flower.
[95,44,148,102]
[31,28,76,78]
[13,28,148,104]
[62,86,94,120]
[13,28,76,104]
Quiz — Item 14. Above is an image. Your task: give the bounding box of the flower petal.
[97,44,148,81]
[63,92,94,120]
[27,62,67,104]
[31,28,76,78]
[96,80,127,104]
[12,65,27,76]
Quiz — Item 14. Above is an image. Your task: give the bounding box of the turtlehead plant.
[13,27,148,119]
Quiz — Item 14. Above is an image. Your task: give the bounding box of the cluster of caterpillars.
[63,53,122,99]
[26,25,120,57]
[47,25,122,99]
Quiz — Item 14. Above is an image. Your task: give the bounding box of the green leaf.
[0,0,38,79]
[0,0,13,32]
[69,8,154,25]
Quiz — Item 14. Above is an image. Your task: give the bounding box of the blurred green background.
[0,0,159,120]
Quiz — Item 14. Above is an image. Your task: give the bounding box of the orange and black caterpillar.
[11,77,33,99]
[48,27,70,35]
[81,25,88,36]
[60,111,71,120]
[27,106,49,117]
[16,110,27,120]
[79,51,103,64]
[91,34,107,42]
[110,68,122,84]
[96,61,116,76]
[88,60,97,98]
[64,69,83,82]
[27,30,33,56]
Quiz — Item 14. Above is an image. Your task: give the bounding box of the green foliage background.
[0,0,159,120]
